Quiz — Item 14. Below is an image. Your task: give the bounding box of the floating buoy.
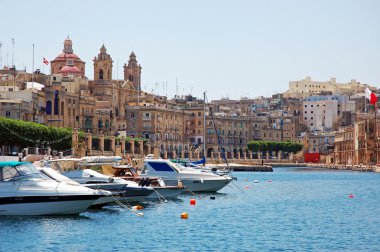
[268,180,272,183]
[190,198,196,205]
[137,213,144,216]
[210,196,216,200]
[254,180,259,183]
[244,186,250,189]
[348,194,354,198]
[181,212,189,219]
[133,205,144,210]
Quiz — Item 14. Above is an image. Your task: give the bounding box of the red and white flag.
[365,87,378,105]
[43,57,49,65]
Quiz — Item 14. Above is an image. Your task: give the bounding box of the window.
[5,111,10,117]
[131,112,134,118]
[46,101,52,115]
[198,112,201,116]
[305,105,307,107]
[305,117,307,120]
[99,69,104,80]
[311,111,313,114]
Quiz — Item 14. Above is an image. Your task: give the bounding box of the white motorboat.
[141,159,233,192]
[46,159,154,203]
[0,162,102,216]
[36,166,117,208]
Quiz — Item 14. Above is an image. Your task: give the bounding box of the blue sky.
[1,0,379,100]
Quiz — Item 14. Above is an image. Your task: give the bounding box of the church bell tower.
[123,51,142,90]
[93,44,113,82]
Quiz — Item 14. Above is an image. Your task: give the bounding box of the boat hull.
[0,195,99,216]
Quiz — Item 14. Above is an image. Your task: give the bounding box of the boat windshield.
[0,163,50,181]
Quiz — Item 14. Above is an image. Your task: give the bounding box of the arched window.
[129,74,133,82]
[54,91,59,115]
[99,69,103,80]
[46,101,52,115]
[108,70,110,80]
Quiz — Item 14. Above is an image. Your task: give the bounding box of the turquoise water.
[1,167,380,251]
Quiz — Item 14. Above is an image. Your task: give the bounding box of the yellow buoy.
[181,212,189,219]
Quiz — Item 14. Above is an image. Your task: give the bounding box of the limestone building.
[284,76,376,98]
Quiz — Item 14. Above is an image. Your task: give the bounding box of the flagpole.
[32,43,34,89]
[375,103,378,164]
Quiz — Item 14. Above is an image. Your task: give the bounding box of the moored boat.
[0,162,101,216]
[140,159,233,192]
[46,159,154,203]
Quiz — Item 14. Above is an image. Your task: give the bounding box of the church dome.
[59,65,81,75]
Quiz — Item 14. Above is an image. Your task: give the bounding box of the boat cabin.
[0,162,48,181]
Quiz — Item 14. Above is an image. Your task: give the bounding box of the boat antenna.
[203,91,206,163]
[0,41,2,68]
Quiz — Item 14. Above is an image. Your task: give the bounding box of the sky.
[1,0,379,100]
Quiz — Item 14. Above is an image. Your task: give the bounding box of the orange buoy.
[135,205,144,210]
[190,198,196,205]
[348,194,354,198]
[181,212,189,219]
[244,186,250,189]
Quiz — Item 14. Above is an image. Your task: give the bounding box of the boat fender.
[145,178,151,187]
[138,177,145,187]
[140,177,148,187]
[108,177,114,183]
[177,180,183,188]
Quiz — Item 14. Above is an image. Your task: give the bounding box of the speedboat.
[35,166,117,208]
[141,159,233,192]
[46,159,154,203]
[103,164,186,200]
[62,169,154,203]
[0,162,102,216]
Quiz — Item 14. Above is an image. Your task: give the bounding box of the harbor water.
[1,167,380,251]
